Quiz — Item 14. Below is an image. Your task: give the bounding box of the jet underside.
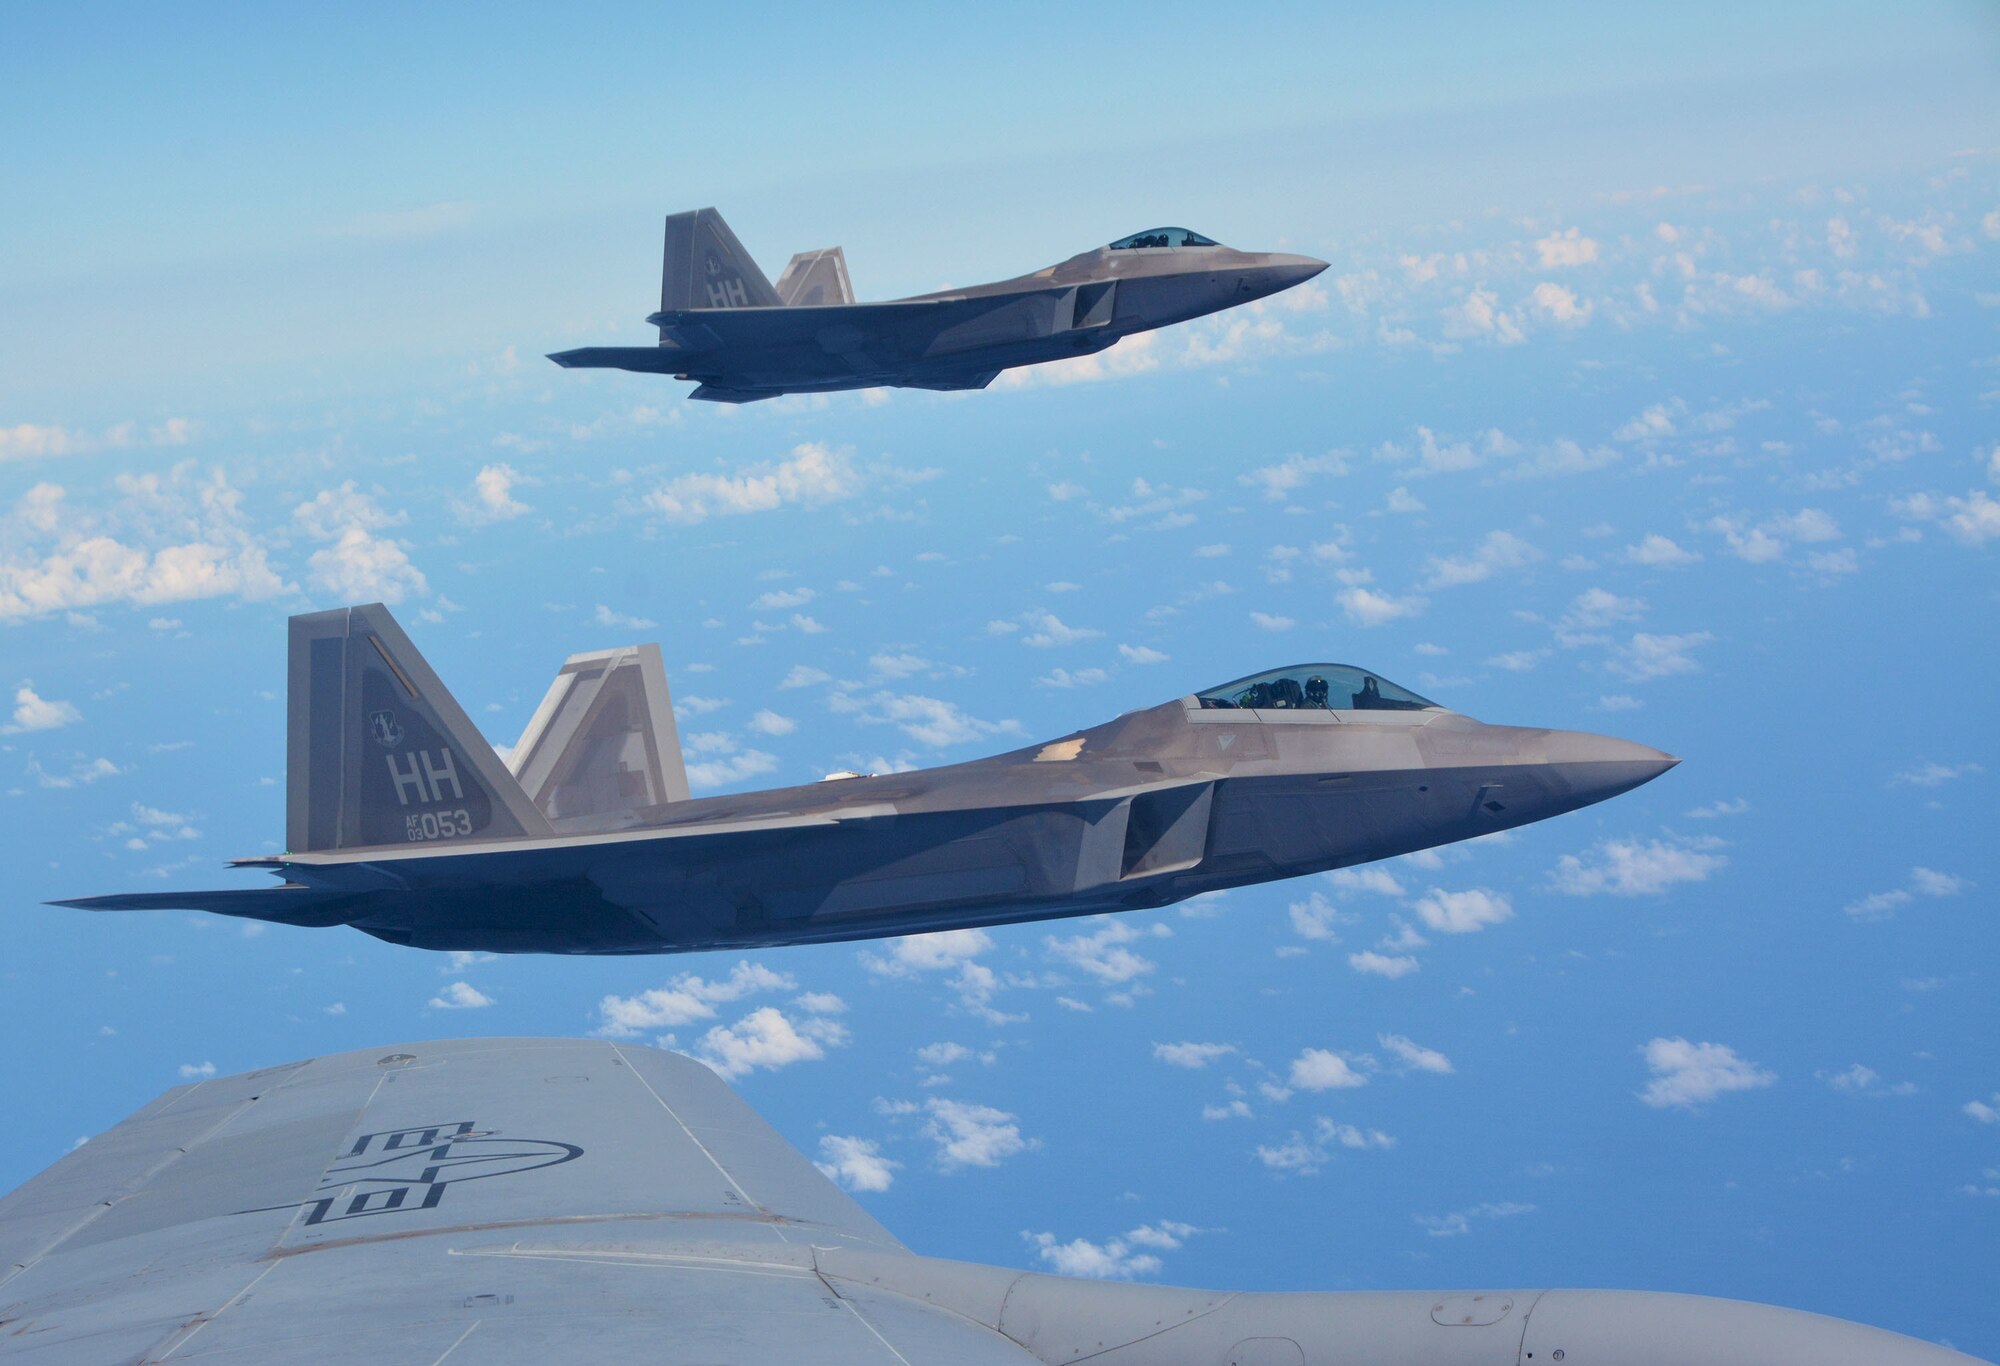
[547,209,1327,401]
[65,699,1673,956]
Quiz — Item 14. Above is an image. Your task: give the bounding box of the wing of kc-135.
[0,1039,1979,1364]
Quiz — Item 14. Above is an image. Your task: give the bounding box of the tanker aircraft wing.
[0,1038,1976,1364]
[547,207,1326,402]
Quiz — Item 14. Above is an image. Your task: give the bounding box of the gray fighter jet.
[546,209,1327,402]
[0,1036,1978,1363]
[55,602,1676,953]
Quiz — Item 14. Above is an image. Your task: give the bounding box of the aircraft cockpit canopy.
[1108,227,1220,250]
[1197,665,1438,712]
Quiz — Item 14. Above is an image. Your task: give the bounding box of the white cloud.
[1639,1036,1776,1109]
[865,928,994,976]
[1621,533,1701,567]
[1416,1201,1535,1237]
[751,587,815,611]
[307,525,426,604]
[1444,288,1525,345]
[1046,919,1169,986]
[1561,587,1646,633]
[1153,1041,1237,1069]
[1965,1096,2000,1125]
[1289,1048,1370,1091]
[1845,865,1968,921]
[1530,281,1592,324]
[177,1061,217,1080]
[815,1135,899,1192]
[923,1097,1032,1170]
[1023,1221,1199,1279]
[1019,611,1103,647]
[683,738,780,790]
[1119,644,1169,664]
[694,1004,847,1079]
[594,604,657,631]
[1348,950,1420,979]
[1288,891,1345,941]
[862,929,1015,1024]
[1039,667,1110,688]
[456,463,531,524]
[595,960,793,1034]
[1256,1115,1395,1174]
[1378,1033,1454,1074]
[1411,887,1513,934]
[828,690,1022,748]
[1535,227,1600,268]
[746,709,796,736]
[1,469,288,622]
[4,684,80,734]
[427,981,494,1010]
[1249,611,1294,632]
[1327,867,1404,896]
[1607,631,1714,681]
[1425,531,1541,589]
[1240,451,1348,501]
[779,665,832,689]
[1551,837,1726,896]
[29,755,122,788]
[643,443,864,525]
[1339,586,1427,626]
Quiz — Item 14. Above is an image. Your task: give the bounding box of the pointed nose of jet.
[1265,252,1329,293]
[1543,729,1680,807]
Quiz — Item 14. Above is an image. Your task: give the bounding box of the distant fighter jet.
[0,1036,1978,1363]
[55,603,1677,953]
[547,209,1327,402]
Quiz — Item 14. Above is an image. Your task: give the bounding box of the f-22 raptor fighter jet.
[547,209,1327,402]
[56,603,1676,954]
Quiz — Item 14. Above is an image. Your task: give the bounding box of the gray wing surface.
[0,1038,1034,1363]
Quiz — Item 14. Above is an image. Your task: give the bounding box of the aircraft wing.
[0,1038,1040,1363]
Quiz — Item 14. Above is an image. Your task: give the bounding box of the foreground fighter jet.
[56,603,1677,953]
[546,208,1327,402]
[0,1037,1977,1363]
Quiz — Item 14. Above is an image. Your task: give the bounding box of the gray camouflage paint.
[546,207,1327,401]
[57,604,1676,957]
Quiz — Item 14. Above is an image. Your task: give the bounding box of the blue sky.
[2,2,1997,1356]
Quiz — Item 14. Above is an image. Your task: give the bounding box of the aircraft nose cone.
[1543,729,1679,806]
[1268,252,1329,290]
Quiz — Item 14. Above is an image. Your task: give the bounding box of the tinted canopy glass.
[1108,227,1220,250]
[1197,665,1438,712]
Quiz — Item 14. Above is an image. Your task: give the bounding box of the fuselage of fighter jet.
[547,210,1327,402]
[54,604,1677,956]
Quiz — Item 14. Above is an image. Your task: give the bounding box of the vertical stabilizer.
[659,208,781,324]
[286,605,551,853]
[508,643,689,823]
[774,246,854,306]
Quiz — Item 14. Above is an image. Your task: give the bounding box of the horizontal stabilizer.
[547,346,686,373]
[50,884,357,927]
[775,246,854,306]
